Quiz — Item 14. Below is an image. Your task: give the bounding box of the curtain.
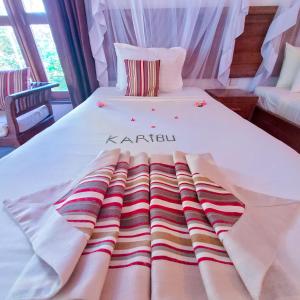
[43,0,98,107]
[85,0,249,87]
[249,0,300,91]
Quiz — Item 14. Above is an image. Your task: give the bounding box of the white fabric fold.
[5,196,88,299]
[4,149,121,299]
[186,153,300,300]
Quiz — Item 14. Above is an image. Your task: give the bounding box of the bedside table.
[205,89,258,120]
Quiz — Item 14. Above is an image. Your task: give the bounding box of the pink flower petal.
[97,101,106,108]
[131,117,136,122]
[198,100,207,107]
[195,100,207,108]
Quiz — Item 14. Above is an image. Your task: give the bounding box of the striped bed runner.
[52,151,250,299]
[8,151,249,300]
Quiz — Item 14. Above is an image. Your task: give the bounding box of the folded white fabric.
[186,153,300,300]
[4,149,122,299]
[4,149,300,300]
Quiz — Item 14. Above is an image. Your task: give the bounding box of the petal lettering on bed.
[105,135,118,144]
[105,135,176,144]
[136,135,149,143]
[120,136,134,143]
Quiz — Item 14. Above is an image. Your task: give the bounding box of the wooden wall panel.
[230,6,278,78]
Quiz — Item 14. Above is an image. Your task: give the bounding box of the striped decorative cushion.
[0,68,30,110]
[125,60,160,96]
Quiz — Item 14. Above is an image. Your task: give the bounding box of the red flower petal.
[97,101,106,108]
[195,100,207,108]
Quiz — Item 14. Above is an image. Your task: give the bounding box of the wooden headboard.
[230,6,278,78]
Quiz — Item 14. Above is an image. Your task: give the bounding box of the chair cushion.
[0,68,31,110]
[0,114,8,137]
[0,105,50,137]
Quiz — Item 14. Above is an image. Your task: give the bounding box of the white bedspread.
[255,86,300,126]
[0,87,300,298]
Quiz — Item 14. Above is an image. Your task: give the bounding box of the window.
[31,25,67,91]
[0,27,26,69]
[0,0,69,100]
[0,1,25,71]
[0,0,7,15]
[22,0,45,13]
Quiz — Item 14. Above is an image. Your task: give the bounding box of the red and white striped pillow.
[0,68,30,110]
[124,60,160,96]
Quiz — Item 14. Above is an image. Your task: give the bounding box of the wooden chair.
[0,82,59,147]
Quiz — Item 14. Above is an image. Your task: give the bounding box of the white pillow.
[114,43,186,92]
[291,69,300,92]
[276,43,300,89]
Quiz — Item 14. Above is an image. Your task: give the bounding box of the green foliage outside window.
[0,27,25,70]
[0,25,67,91]
[31,25,67,91]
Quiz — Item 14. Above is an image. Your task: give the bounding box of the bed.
[253,86,300,153]
[1,87,300,299]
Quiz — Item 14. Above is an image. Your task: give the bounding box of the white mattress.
[0,105,50,137]
[0,87,300,298]
[255,86,300,126]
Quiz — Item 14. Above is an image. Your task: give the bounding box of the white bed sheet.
[0,87,300,298]
[255,86,300,126]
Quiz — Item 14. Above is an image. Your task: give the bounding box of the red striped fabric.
[53,152,245,268]
[0,68,30,110]
[125,60,160,96]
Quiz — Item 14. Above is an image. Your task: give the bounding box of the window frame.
[0,16,10,25]
[1,0,69,101]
